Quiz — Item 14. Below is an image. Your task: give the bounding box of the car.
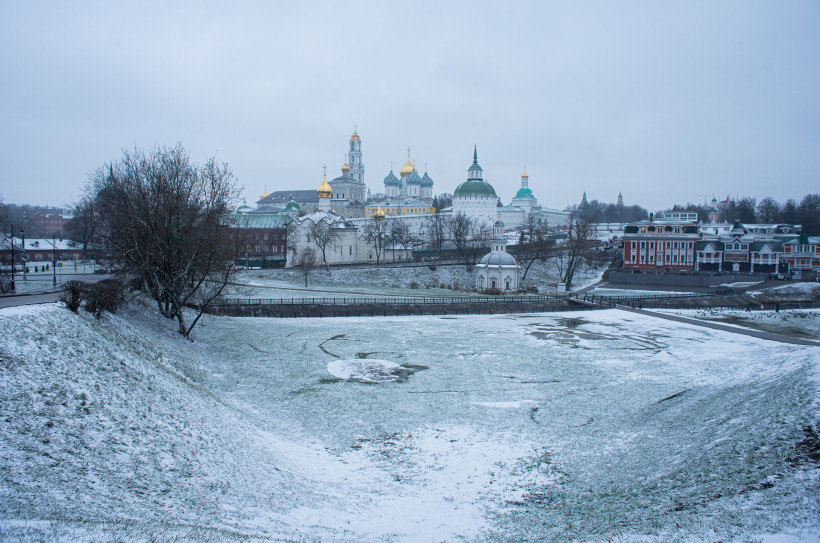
[768,273,788,280]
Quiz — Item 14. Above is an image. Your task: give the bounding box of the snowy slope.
[1,301,819,542]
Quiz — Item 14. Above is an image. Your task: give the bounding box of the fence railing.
[213,294,567,306]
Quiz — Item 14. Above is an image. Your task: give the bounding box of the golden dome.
[399,157,415,177]
[350,130,361,142]
[341,160,350,173]
[317,174,332,198]
[522,170,528,179]
[373,203,386,219]
[260,185,269,199]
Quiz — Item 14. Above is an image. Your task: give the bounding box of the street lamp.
[52,234,58,287]
[8,224,15,293]
[20,225,26,281]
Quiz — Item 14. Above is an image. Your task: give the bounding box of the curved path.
[617,304,820,347]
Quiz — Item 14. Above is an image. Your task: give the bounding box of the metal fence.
[213,294,568,307]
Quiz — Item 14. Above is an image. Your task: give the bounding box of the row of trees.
[290,209,597,289]
[573,199,649,224]
[671,194,819,234]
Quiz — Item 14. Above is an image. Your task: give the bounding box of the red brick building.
[623,217,698,272]
[228,213,289,267]
[29,213,69,236]
[782,234,820,279]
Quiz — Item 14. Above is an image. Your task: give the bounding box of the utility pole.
[8,224,15,293]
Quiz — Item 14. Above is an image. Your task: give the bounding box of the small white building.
[475,220,521,292]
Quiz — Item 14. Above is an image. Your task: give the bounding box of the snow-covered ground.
[227,258,604,300]
[1,301,818,542]
[654,307,820,339]
[752,283,820,303]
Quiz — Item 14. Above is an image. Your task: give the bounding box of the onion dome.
[318,174,332,198]
[373,203,386,220]
[341,160,350,174]
[383,169,401,186]
[454,179,497,198]
[406,168,422,185]
[478,252,517,266]
[420,171,434,187]
[350,129,361,142]
[513,187,535,199]
[236,204,252,214]
[284,199,301,213]
[399,157,415,177]
[260,188,269,199]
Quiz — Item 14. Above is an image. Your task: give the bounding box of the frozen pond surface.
[200,309,820,541]
[1,303,818,542]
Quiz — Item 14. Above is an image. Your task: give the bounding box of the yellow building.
[365,198,435,217]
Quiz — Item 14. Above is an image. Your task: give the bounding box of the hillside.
[1,299,819,541]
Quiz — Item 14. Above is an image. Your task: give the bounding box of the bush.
[409,281,419,289]
[85,278,125,318]
[60,281,87,312]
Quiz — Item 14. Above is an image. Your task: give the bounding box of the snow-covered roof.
[1,237,81,251]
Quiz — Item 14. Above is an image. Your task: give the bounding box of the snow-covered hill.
[1,300,818,541]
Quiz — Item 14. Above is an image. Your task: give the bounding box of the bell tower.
[348,128,365,185]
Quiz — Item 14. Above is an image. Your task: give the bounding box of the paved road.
[617,305,820,347]
[0,274,112,309]
[0,291,61,309]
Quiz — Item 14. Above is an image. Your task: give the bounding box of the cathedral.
[382,150,434,204]
[451,147,500,227]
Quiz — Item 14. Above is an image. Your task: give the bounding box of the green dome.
[513,187,535,200]
[284,200,301,212]
[454,179,497,198]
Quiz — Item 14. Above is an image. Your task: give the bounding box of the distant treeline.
[671,194,819,234]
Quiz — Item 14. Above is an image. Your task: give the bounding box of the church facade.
[382,151,434,204]
[452,147,500,228]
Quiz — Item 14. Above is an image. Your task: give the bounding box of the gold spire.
[350,126,360,142]
[522,167,528,179]
[318,166,332,198]
[260,184,269,199]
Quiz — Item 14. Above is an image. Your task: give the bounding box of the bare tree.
[448,212,475,266]
[387,219,415,261]
[95,144,240,338]
[517,215,556,279]
[295,247,315,287]
[423,213,449,256]
[362,218,387,263]
[64,173,103,261]
[309,219,340,270]
[555,211,594,288]
[756,197,780,224]
[467,221,492,265]
[285,218,299,266]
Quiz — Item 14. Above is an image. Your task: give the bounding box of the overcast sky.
[1,1,818,211]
